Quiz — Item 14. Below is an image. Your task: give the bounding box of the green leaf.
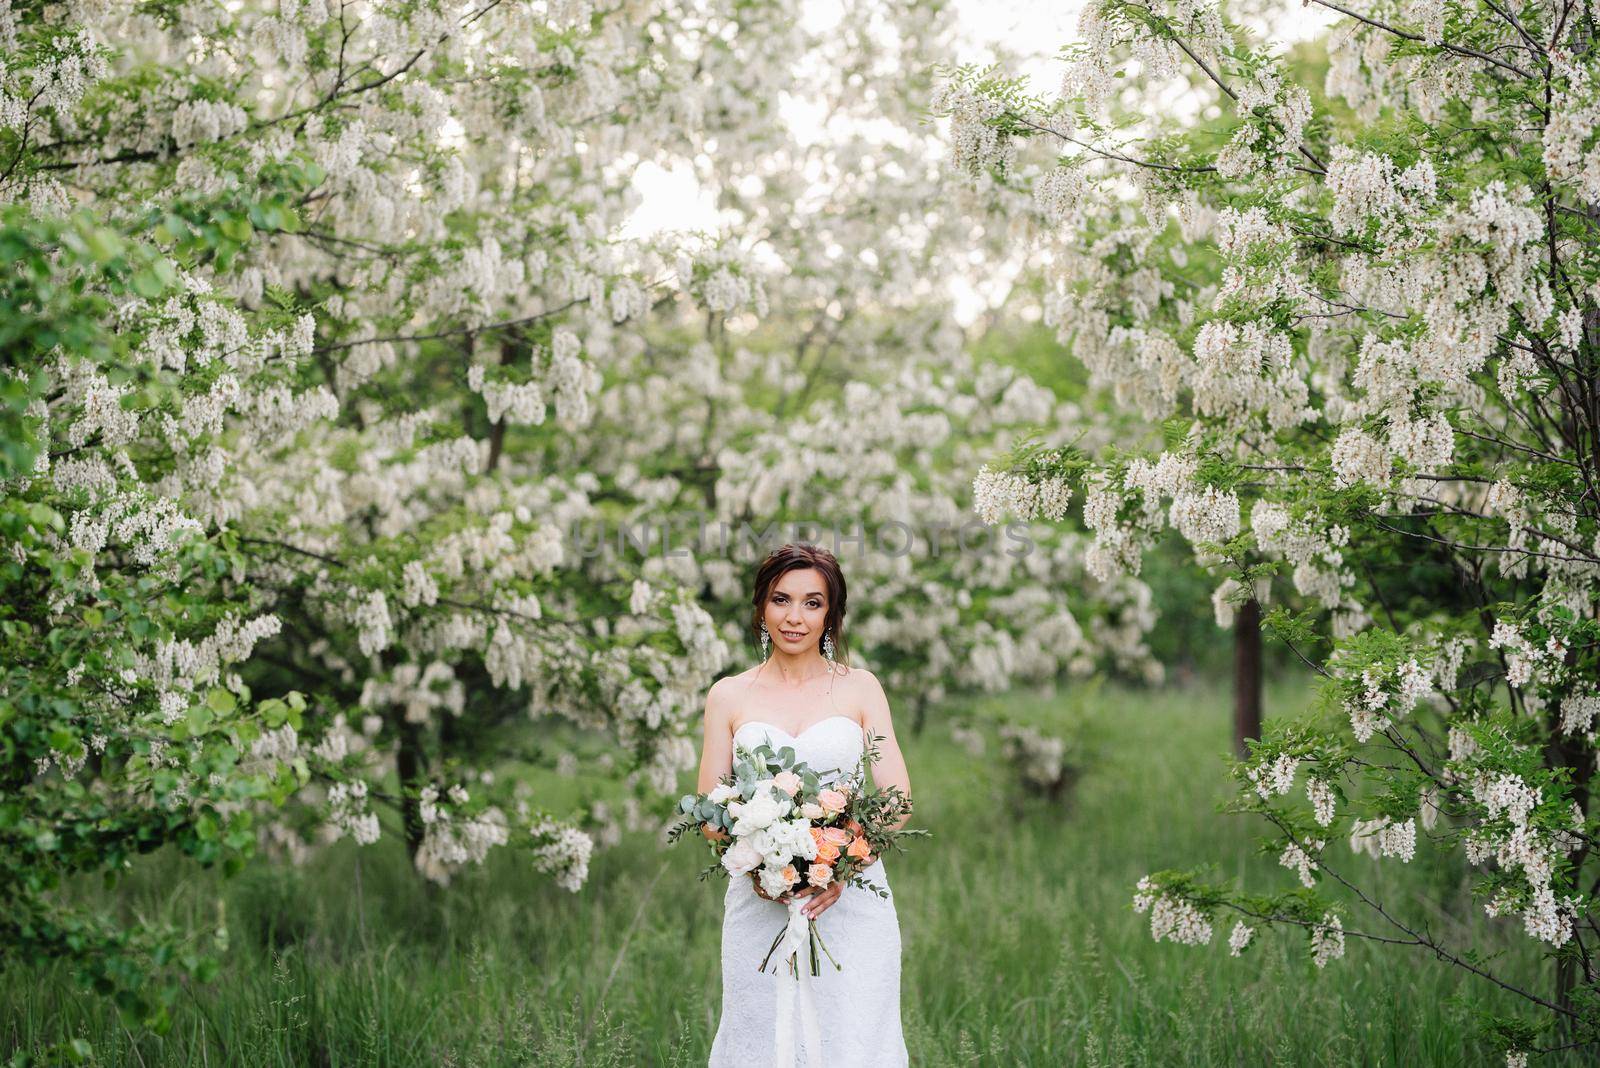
[186,703,212,733]
[131,268,165,299]
[218,215,253,243]
[82,228,124,263]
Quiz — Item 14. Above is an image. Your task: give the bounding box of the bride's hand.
[798,882,843,919]
[747,866,864,912]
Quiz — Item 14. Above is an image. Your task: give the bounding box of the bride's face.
[762,568,829,654]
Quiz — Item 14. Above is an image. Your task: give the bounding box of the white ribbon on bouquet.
[771,897,824,1068]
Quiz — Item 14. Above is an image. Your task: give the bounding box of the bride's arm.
[696,678,734,844]
[859,669,912,832]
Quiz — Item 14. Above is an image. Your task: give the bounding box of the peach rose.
[846,835,872,861]
[817,788,847,815]
[772,771,803,797]
[845,819,864,837]
[815,841,841,864]
[780,863,799,887]
[800,802,825,820]
[820,827,852,848]
[807,863,834,889]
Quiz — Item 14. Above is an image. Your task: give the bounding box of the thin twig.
[1307,0,1537,79]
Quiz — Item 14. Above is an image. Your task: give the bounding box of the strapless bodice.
[732,714,865,782]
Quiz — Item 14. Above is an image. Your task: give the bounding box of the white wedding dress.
[708,714,909,1067]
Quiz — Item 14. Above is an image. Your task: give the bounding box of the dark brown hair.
[749,543,850,669]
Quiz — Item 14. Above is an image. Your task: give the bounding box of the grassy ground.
[2,678,1581,1066]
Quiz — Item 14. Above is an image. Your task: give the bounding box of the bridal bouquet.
[668,732,924,978]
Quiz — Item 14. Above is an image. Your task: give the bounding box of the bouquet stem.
[757,904,843,977]
[810,919,841,972]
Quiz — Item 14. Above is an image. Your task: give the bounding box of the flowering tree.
[941,0,1600,1057]
[552,0,1169,752]
[0,0,779,1023]
[2,0,1171,1028]
[0,202,324,1030]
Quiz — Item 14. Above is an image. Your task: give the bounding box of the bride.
[697,543,913,1067]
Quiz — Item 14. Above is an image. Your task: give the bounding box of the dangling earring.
[822,628,835,665]
[759,622,771,660]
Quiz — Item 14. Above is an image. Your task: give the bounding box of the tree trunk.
[1547,655,1595,1021]
[1233,597,1262,760]
[395,718,429,862]
[484,337,515,473]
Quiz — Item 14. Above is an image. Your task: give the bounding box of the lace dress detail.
[707,715,909,1067]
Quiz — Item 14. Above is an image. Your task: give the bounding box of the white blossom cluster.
[1339,656,1431,744]
[1487,618,1573,693]
[1133,876,1213,946]
[1247,752,1299,801]
[324,780,380,846]
[1227,920,1253,957]
[1277,838,1325,889]
[530,816,596,893]
[123,612,283,696]
[929,79,1016,178]
[997,722,1070,793]
[1214,65,1312,180]
[413,784,511,887]
[1248,503,1358,623]
[1309,911,1345,968]
[1326,146,1438,238]
[250,724,299,765]
[359,661,464,726]
[971,465,1073,525]
[1544,56,1600,205]
[1348,816,1417,863]
[1461,768,1586,947]
[1306,777,1337,827]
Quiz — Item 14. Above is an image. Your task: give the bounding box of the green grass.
[2,679,1581,1066]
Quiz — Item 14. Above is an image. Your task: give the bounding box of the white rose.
[730,793,787,836]
[732,789,793,837]
[747,827,779,862]
[759,864,794,899]
[785,818,819,861]
[757,820,814,865]
[708,783,741,804]
[720,838,762,876]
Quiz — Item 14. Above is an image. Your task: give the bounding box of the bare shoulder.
[841,663,883,690]
[709,666,762,711]
[711,666,760,693]
[837,664,889,712]
[704,673,740,719]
